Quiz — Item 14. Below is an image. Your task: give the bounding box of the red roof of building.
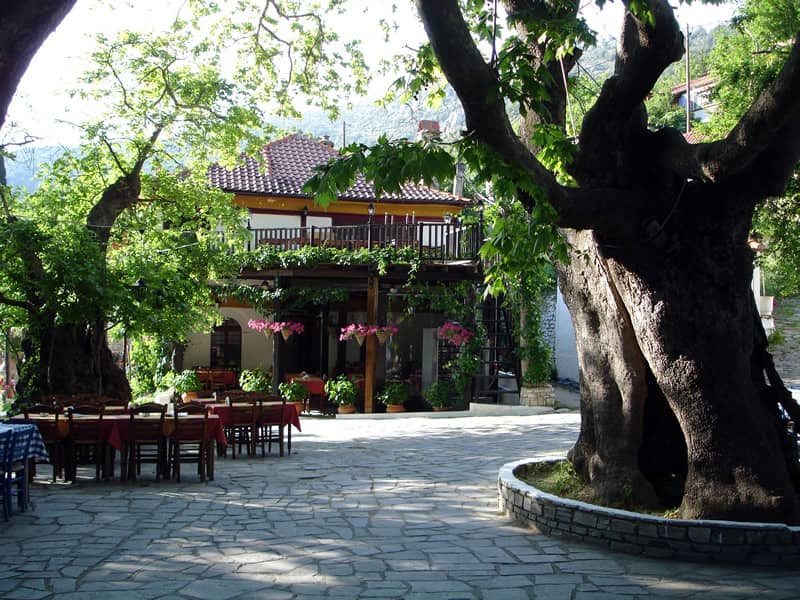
[208,133,466,206]
[671,74,716,99]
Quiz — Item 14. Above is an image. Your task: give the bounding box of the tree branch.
[415,0,565,209]
[0,0,77,129]
[0,290,35,312]
[573,0,683,186]
[696,34,800,186]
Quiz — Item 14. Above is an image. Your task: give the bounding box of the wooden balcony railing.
[247,221,482,262]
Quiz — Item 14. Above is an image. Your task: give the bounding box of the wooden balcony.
[247,221,482,263]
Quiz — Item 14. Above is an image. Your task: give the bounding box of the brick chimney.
[417,120,440,141]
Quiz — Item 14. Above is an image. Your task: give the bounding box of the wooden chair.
[170,403,212,482]
[1,429,13,520]
[2,426,34,517]
[23,403,64,481]
[100,396,129,414]
[224,398,258,459]
[66,404,105,482]
[124,403,167,481]
[258,396,288,456]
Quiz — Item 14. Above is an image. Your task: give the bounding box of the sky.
[5,0,737,148]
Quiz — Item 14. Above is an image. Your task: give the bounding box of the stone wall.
[498,457,800,567]
[519,384,554,407]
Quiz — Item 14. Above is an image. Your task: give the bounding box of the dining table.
[207,401,300,455]
[1,423,49,516]
[0,423,49,464]
[11,412,227,480]
[285,373,328,413]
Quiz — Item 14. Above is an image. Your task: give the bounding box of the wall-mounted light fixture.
[131,278,147,301]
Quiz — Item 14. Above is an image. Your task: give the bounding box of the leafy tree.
[703,0,800,296]
[0,1,367,401]
[309,0,800,524]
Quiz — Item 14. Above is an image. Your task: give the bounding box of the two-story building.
[182,132,485,411]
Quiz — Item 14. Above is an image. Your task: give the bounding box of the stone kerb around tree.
[498,456,800,567]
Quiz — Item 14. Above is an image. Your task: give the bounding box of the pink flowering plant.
[248,319,304,335]
[438,321,474,346]
[339,323,375,341]
[374,324,399,337]
[272,321,305,335]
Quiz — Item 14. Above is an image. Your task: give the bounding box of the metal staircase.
[437,295,521,404]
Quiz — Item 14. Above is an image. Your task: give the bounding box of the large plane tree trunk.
[40,320,131,401]
[416,0,800,522]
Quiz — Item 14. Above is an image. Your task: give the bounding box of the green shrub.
[239,368,271,392]
[279,380,310,402]
[423,380,451,408]
[377,381,409,406]
[324,374,356,406]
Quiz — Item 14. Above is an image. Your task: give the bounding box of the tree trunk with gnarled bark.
[40,321,131,401]
[417,0,800,522]
[0,0,76,131]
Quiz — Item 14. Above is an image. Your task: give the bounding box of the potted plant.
[279,380,310,414]
[324,374,357,414]
[378,380,409,413]
[424,380,452,411]
[171,369,203,401]
[239,369,271,392]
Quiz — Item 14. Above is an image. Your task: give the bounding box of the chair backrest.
[23,404,61,419]
[68,404,104,441]
[226,401,257,426]
[258,396,287,427]
[100,396,128,412]
[172,403,209,442]
[9,426,33,470]
[22,404,62,442]
[129,403,166,441]
[0,429,13,474]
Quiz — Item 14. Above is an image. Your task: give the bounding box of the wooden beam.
[363,275,379,413]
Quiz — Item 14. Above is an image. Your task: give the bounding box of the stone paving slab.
[1,413,799,598]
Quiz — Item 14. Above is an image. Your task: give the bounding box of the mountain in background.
[4,27,723,190]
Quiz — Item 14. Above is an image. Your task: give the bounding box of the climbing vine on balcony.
[216,283,349,315]
[241,244,422,277]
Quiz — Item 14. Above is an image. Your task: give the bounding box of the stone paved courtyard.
[2,414,799,599]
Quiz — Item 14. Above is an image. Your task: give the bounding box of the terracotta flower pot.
[433,406,449,412]
[386,404,405,413]
[338,403,356,414]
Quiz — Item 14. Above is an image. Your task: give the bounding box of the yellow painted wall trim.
[233,195,464,218]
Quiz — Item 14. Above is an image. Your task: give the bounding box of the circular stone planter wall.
[498,457,800,567]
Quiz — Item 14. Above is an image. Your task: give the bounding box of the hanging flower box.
[339,323,376,346]
[438,321,474,347]
[248,319,304,340]
[374,324,399,344]
[273,321,305,340]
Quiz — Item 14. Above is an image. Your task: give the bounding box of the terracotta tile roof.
[671,74,716,98]
[208,133,466,205]
[683,130,708,144]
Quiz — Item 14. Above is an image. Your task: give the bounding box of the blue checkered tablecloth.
[0,423,50,463]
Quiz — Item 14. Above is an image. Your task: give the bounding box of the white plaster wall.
[307,216,332,228]
[249,213,300,229]
[554,286,579,383]
[183,307,274,372]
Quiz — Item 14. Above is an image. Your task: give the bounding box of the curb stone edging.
[498,456,800,566]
